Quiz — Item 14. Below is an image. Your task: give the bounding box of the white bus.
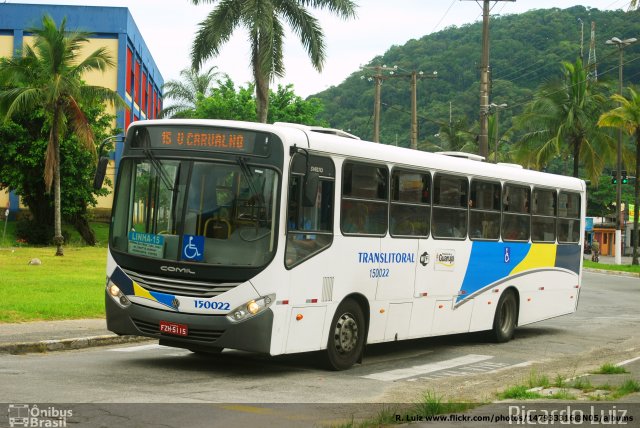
[100,119,584,370]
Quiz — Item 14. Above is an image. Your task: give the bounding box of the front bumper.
[105,293,273,353]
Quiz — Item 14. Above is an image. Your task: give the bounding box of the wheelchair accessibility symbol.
[183,235,204,261]
[504,247,511,263]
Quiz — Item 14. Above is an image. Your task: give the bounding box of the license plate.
[159,321,188,337]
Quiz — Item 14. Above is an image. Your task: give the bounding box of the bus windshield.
[110,157,279,267]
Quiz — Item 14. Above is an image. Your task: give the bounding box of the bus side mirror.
[302,172,319,207]
[93,156,109,191]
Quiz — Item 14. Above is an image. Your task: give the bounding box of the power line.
[431,0,458,33]
[504,54,640,112]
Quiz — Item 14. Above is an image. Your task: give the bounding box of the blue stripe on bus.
[458,242,531,302]
[149,291,176,309]
[555,244,581,274]
[109,267,134,295]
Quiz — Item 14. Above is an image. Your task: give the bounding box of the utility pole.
[388,67,438,149]
[489,103,508,163]
[578,18,584,61]
[361,65,395,142]
[587,22,598,81]
[606,36,637,264]
[463,0,515,159]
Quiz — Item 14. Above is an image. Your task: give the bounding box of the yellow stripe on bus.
[510,243,557,275]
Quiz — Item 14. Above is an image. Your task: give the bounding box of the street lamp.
[606,36,637,264]
[489,103,508,163]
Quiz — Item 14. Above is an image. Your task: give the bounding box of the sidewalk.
[0,318,147,354]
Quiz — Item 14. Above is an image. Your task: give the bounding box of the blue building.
[0,3,164,214]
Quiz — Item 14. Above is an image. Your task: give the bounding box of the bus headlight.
[107,281,131,307]
[227,294,274,323]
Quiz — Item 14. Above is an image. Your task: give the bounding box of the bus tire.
[491,290,517,343]
[326,298,365,371]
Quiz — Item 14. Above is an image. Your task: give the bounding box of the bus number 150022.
[194,300,231,310]
[369,268,389,278]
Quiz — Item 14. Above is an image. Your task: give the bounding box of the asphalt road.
[1,272,639,427]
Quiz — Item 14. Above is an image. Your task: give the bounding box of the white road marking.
[362,354,493,381]
[617,356,640,366]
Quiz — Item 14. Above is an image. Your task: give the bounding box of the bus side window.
[469,180,500,240]
[432,174,468,239]
[389,169,430,237]
[502,184,530,241]
[531,188,556,242]
[558,192,580,243]
[341,161,389,236]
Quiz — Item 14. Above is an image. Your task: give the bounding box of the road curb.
[0,334,151,355]
[583,267,640,278]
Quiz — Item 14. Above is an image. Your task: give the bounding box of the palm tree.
[421,118,477,153]
[189,0,357,123]
[598,87,640,265]
[0,15,123,256]
[160,66,219,118]
[512,58,613,182]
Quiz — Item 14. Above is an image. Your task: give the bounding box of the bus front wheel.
[492,290,517,343]
[326,299,365,371]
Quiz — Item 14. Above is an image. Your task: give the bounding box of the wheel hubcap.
[334,313,358,354]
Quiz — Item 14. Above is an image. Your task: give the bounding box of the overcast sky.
[5,0,634,97]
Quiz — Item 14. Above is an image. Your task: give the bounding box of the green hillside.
[312,6,640,148]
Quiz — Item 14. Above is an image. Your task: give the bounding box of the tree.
[511,58,613,182]
[598,87,640,265]
[189,0,356,123]
[160,66,219,118]
[422,118,477,153]
[0,104,115,246]
[268,83,327,125]
[194,77,327,125]
[194,76,257,121]
[0,15,123,255]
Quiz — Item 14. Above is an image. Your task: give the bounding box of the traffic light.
[611,170,629,184]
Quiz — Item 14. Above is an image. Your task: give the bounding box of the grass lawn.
[584,260,640,274]
[0,246,108,323]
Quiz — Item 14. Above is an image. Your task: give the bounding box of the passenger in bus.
[342,203,366,233]
[286,200,318,265]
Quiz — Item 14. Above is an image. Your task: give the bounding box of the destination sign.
[161,130,246,150]
[128,125,272,156]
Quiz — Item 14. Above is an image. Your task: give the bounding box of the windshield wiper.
[237,157,264,206]
[143,148,174,191]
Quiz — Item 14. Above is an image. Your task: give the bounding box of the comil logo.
[435,250,455,271]
[7,404,72,427]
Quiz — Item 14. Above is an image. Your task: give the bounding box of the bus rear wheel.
[491,290,517,343]
[326,299,365,371]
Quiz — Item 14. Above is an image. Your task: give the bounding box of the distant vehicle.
[98,119,585,370]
